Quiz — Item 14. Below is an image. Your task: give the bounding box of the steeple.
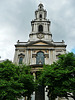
[29,3,52,42]
[38,3,44,9]
[35,3,47,20]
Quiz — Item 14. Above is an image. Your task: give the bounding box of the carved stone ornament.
[37,33,44,39]
[32,54,36,58]
[18,53,25,58]
[44,54,49,58]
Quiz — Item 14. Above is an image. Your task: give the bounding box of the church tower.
[29,3,52,42]
[13,3,67,100]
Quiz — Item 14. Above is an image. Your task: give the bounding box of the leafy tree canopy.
[0,60,35,100]
[38,53,75,100]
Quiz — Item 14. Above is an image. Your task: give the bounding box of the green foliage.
[18,64,35,97]
[38,53,75,100]
[0,60,35,100]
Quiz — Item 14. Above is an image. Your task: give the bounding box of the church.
[13,3,67,100]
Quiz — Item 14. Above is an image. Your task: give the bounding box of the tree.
[0,60,35,100]
[18,65,35,100]
[38,53,75,100]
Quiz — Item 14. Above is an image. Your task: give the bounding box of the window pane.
[36,52,44,64]
[19,57,23,64]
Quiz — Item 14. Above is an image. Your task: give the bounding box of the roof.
[15,40,67,48]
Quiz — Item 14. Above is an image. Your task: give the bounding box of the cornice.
[31,20,51,23]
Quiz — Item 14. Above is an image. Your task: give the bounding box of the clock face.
[37,33,44,39]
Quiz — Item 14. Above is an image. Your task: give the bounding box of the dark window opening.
[40,6,41,9]
[38,25,43,32]
[18,53,25,64]
[39,14,42,18]
[19,57,23,64]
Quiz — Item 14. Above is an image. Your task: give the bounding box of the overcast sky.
[0,0,75,61]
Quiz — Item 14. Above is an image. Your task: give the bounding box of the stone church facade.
[13,3,67,100]
[14,3,66,66]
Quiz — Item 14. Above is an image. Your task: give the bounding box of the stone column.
[26,50,28,64]
[49,50,51,65]
[30,50,32,65]
[33,72,36,81]
[53,50,56,62]
[50,50,53,64]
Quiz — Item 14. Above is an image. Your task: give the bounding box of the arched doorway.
[36,51,44,64]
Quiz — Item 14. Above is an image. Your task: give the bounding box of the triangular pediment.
[33,42,48,45]
[26,40,55,46]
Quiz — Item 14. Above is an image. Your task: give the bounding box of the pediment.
[27,40,54,46]
[33,42,48,45]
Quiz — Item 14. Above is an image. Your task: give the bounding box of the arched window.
[38,25,43,32]
[19,57,23,64]
[36,51,45,64]
[18,53,25,64]
[39,14,42,18]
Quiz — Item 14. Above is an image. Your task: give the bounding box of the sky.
[0,0,75,61]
